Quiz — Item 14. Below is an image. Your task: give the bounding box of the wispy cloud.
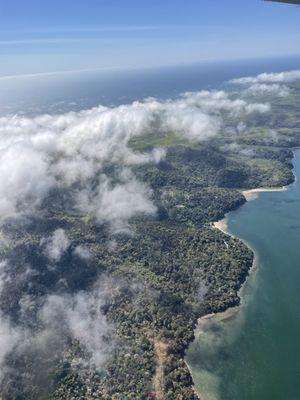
[0,37,143,46]
[231,69,300,84]
[0,25,191,35]
[0,38,102,45]
[0,25,195,46]
[0,89,268,225]
[0,66,126,81]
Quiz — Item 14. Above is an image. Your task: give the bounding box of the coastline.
[213,186,290,239]
[186,150,297,400]
[188,217,258,400]
[212,218,229,235]
[212,185,289,234]
[242,186,288,201]
[189,185,286,399]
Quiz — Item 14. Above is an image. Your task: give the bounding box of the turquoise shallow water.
[187,149,300,400]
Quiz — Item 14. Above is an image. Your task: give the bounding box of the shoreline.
[190,186,286,399]
[241,186,288,201]
[184,360,204,400]
[212,185,289,235]
[187,150,297,399]
[189,217,259,400]
[212,218,229,235]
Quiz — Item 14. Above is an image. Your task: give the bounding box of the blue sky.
[0,0,299,77]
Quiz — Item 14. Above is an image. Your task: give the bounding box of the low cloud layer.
[242,83,291,98]
[76,169,156,233]
[43,229,70,262]
[41,282,113,368]
[0,315,21,381]
[181,90,270,115]
[230,70,300,101]
[0,90,268,228]
[231,70,300,85]
[0,272,113,384]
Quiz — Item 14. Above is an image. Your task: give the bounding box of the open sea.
[1,55,300,116]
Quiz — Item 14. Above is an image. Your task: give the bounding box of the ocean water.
[1,55,300,116]
[186,149,300,400]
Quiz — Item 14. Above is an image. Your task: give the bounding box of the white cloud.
[0,90,269,228]
[0,284,113,384]
[76,169,156,233]
[44,229,70,262]
[237,122,247,134]
[41,281,113,368]
[242,83,290,98]
[231,70,300,85]
[0,262,21,381]
[0,143,54,217]
[244,102,270,114]
[73,245,91,261]
[181,90,270,118]
[0,261,10,294]
[0,316,21,380]
[0,272,115,383]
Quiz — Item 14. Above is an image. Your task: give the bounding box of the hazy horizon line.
[0,54,300,82]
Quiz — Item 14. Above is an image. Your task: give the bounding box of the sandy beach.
[195,307,241,335]
[213,185,289,233]
[242,186,288,201]
[213,219,229,235]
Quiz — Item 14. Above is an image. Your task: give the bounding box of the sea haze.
[1,55,300,117]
